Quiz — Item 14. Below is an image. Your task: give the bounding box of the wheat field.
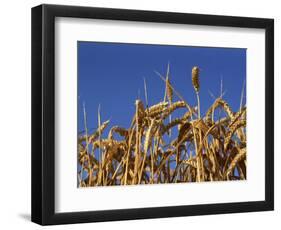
[78,65,246,187]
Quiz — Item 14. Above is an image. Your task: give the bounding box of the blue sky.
[78,41,246,133]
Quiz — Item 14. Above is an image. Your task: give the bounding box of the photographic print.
[77,42,246,187]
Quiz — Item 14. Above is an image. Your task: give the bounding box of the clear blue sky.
[78,41,246,133]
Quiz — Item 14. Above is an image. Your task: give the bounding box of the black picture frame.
[31,4,274,225]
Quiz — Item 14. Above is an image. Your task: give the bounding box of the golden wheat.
[78,65,247,187]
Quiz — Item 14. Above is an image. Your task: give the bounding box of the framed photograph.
[31,4,274,225]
